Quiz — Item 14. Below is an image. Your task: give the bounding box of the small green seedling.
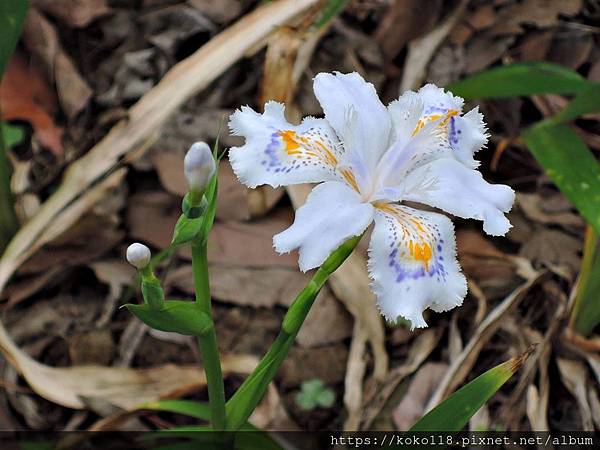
[295,379,336,411]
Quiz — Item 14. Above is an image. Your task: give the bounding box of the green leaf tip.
[125,301,213,336]
[410,345,535,432]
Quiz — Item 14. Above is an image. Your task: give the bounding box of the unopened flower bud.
[184,142,215,196]
[126,243,151,269]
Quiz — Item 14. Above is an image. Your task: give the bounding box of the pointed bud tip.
[184,142,215,193]
[126,243,151,269]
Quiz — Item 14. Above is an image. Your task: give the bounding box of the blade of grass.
[0,0,29,78]
[410,347,535,432]
[570,227,600,335]
[448,62,592,99]
[522,123,600,234]
[312,0,350,28]
[548,84,600,124]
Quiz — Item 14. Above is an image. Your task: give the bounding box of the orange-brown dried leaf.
[0,52,63,155]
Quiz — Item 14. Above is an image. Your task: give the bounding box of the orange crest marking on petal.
[279,130,301,153]
[376,203,434,271]
[412,109,460,136]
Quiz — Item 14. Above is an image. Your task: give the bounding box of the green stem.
[191,238,226,431]
[224,234,362,431]
[570,225,598,332]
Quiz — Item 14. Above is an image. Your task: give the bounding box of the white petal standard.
[313,72,392,190]
[273,181,374,272]
[402,158,515,236]
[368,204,467,329]
[229,101,344,188]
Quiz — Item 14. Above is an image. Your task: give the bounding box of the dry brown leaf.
[374,0,442,60]
[517,192,584,230]
[519,229,582,274]
[425,270,547,412]
[526,343,551,431]
[189,0,243,24]
[23,8,93,119]
[489,0,582,36]
[127,191,179,249]
[205,211,298,268]
[151,156,285,222]
[344,323,368,430]
[393,362,449,430]
[0,317,256,410]
[0,52,63,155]
[360,329,440,430]
[399,0,469,92]
[556,358,594,431]
[167,261,353,347]
[0,0,321,295]
[33,0,110,28]
[514,30,554,62]
[280,344,348,387]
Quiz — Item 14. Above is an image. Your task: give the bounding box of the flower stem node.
[141,278,165,310]
[182,192,208,219]
[184,141,216,201]
[126,243,151,269]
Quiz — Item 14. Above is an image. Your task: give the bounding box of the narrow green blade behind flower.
[448,62,593,99]
[522,123,600,234]
[410,348,534,432]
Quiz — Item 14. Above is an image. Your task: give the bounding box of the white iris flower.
[228,72,514,329]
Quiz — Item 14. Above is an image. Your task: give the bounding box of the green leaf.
[313,0,350,29]
[549,85,600,124]
[295,379,336,410]
[0,0,29,79]
[1,122,24,148]
[522,123,600,233]
[410,349,533,432]
[570,228,600,335]
[139,399,211,420]
[141,278,165,310]
[316,388,335,408]
[171,214,204,245]
[124,300,213,336]
[448,62,592,99]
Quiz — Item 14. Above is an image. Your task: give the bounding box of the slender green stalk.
[191,238,226,431]
[570,225,599,333]
[225,235,362,431]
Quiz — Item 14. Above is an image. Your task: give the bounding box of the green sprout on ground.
[295,379,336,411]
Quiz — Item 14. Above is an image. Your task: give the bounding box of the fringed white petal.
[313,72,392,188]
[402,158,515,236]
[368,204,467,329]
[273,181,374,272]
[417,84,464,118]
[229,101,344,188]
[448,107,489,169]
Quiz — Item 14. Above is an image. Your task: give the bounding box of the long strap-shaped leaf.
[409,347,534,432]
[522,123,600,234]
[448,62,593,98]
